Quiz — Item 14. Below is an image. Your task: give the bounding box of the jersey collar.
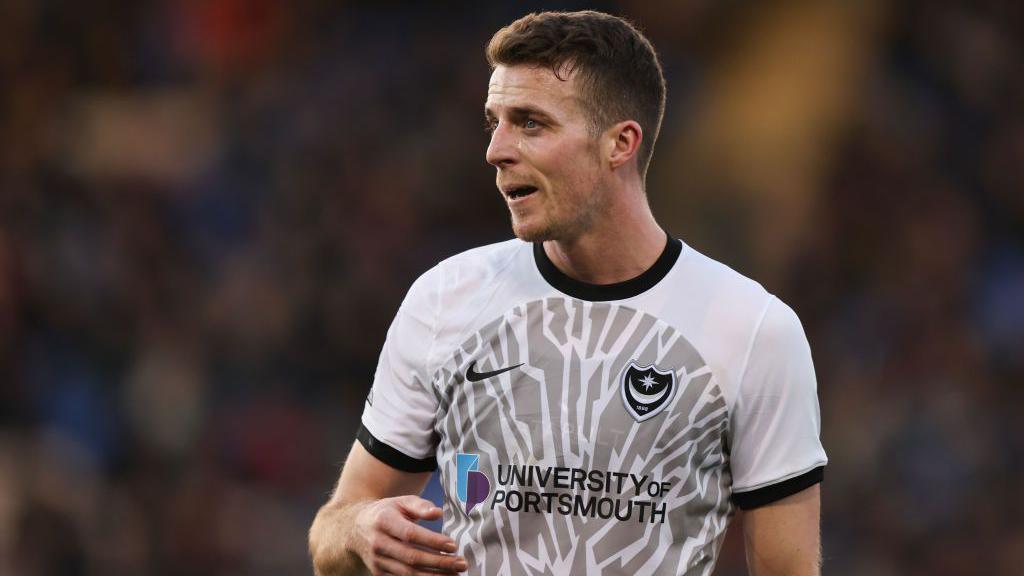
[533,233,682,302]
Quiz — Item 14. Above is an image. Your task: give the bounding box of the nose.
[485,122,518,168]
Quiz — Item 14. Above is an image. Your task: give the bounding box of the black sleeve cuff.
[356,423,437,473]
[732,466,824,510]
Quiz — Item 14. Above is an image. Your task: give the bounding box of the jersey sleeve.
[358,267,443,473]
[729,296,827,509]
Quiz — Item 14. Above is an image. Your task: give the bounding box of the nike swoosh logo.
[465,361,523,382]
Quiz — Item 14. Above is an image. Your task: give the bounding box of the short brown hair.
[486,11,667,178]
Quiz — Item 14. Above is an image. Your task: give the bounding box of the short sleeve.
[359,268,443,473]
[729,297,827,509]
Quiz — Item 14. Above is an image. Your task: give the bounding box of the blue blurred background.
[1,1,1022,574]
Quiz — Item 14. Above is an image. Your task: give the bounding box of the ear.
[606,120,643,170]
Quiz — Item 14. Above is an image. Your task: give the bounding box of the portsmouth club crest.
[620,361,677,422]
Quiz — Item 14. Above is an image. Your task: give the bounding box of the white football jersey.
[360,236,827,575]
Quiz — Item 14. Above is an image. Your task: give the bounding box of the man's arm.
[309,442,468,576]
[741,485,821,576]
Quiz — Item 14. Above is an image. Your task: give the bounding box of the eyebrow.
[484,105,557,123]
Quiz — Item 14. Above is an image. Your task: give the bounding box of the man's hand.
[309,442,468,576]
[346,495,467,575]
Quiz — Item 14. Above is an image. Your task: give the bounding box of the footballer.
[310,10,826,576]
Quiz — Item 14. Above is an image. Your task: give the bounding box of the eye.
[524,119,539,130]
[484,119,497,133]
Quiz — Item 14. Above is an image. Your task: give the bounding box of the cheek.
[561,149,601,190]
[536,139,597,182]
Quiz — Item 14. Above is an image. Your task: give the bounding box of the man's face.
[484,65,607,242]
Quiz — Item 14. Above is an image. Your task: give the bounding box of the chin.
[511,210,592,243]
[510,217,554,243]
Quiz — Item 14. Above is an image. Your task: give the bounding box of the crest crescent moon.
[629,378,669,404]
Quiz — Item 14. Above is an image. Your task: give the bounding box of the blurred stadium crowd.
[0,1,1021,575]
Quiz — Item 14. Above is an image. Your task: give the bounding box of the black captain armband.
[356,423,438,473]
[732,466,824,510]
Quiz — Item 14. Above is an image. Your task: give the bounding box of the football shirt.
[360,235,826,575]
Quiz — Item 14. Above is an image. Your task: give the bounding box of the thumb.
[396,495,443,520]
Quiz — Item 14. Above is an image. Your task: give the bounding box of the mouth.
[503,185,538,200]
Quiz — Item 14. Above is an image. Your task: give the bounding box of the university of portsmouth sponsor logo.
[620,361,677,422]
[491,463,671,524]
[456,453,491,513]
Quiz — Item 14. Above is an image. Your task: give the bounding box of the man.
[310,10,826,576]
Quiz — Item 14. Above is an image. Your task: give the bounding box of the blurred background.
[1,0,1022,574]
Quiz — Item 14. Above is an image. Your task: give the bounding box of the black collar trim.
[533,234,682,302]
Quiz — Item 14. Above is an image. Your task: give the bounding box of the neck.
[543,194,665,285]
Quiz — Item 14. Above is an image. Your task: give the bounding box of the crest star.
[639,374,658,390]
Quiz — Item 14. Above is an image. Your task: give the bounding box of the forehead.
[485,64,583,116]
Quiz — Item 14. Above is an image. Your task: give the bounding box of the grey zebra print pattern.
[427,297,733,575]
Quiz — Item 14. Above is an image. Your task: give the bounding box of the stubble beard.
[509,184,606,243]
[509,140,607,243]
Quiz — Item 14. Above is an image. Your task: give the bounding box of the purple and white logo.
[456,453,491,513]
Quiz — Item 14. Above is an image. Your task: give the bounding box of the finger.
[382,537,467,572]
[396,522,459,554]
[375,550,467,575]
[377,534,468,573]
[383,512,458,554]
[396,496,444,521]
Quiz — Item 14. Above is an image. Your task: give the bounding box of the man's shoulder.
[406,238,528,303]
[678,242,772,305]
[672,244,808,387]
[438,237,526,270]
